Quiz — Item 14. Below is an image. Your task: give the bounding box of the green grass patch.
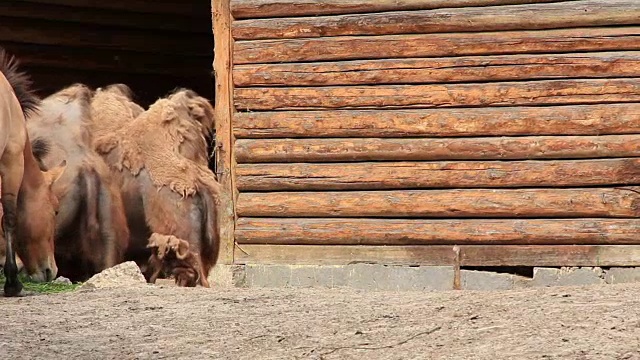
[0,272,81,294]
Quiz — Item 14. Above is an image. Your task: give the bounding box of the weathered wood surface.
[235,135,640,163]
[234,52,640,87]
[234,104,640,139]
[233,0,640,40]
[234,244,640,266]
[230,0,563,19]
[234,27,640,64]
[235,78,640,110]
[213,0,235,265]
[237,188,640,218]
[0,2,210,33]
[236,158,640,191]
[235,218,640,245]
[0,16,211,56]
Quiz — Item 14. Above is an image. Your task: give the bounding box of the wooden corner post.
[212,0,235,264]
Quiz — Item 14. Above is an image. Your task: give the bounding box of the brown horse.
[0,49,65,296]
[95,89,220,287]
[27,84,130,282]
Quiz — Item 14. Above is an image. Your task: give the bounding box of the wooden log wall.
[229,0,640,267]
[0,0,214,106]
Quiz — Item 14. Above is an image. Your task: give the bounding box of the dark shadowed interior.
[0,0,214,107]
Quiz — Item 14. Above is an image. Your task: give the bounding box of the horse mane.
[0,48,40,118]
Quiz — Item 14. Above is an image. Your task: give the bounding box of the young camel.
[0,49,66,295]
[27,84,130,282]
[94,89,220,287]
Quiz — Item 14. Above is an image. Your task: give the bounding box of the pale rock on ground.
[79,261,147,290]
[52,276,72,285]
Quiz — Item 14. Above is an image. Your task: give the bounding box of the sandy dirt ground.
[1,282,640,360]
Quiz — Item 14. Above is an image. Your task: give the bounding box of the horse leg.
[0,153,24,297]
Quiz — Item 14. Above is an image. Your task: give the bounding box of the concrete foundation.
[207,264,640,291]
[530,267,605,287]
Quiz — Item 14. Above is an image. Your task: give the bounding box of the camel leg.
[0,152,24,297]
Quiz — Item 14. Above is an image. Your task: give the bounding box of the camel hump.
[0,48,40,118]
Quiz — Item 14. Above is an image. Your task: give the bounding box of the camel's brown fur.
[146,233,209,287]
[89,84,144,147]
[94,88,220,286]
[95,91,218,196]
[27,83,130,282]
[166,88,215,168]
[92,86,215,170]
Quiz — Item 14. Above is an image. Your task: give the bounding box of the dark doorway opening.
[1,1,214,107]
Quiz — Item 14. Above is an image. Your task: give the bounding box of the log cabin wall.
[0,0,214,107]
[227,0,640,267]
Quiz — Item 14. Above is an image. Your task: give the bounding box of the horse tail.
[199,183,220,274]
[0,48,40,118]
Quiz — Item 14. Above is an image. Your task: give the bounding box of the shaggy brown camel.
[95,89,220,287]
[27,84,130,282]
[91,85,215,169]
[166,89,216,169]
[0,49,65,295]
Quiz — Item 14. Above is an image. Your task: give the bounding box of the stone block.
[208,264,246,288]
[239,264,454,291]
[531,267,605,287]
[347,264,453,291]
[604,267,640,284]
[460,270,529,290]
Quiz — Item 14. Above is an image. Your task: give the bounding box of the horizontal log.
[234,51,640,87]
[233,104,640,139]
[234,78,640,110]
[236,158,640,191]
[235,135,640,163]
[234,27,640,64]
[14,0,210,18]
[237,188,640,218]
[0,16,211,56]
[0,2,211,33]
[233,0,640,40]
[234,244,640,266]
[3,43,211,77]
[230,0,563,19]
[236,218,640,245]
